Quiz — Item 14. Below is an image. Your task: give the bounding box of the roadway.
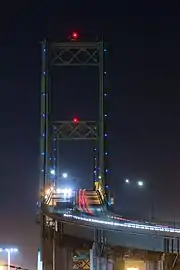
[42,188,180,253]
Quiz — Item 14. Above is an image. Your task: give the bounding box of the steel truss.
[73,259,90,270]
[49,42,100,66]
[73,249,90,270]
[53,121,97,140]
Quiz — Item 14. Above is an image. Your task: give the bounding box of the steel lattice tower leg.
[39,40,49,270]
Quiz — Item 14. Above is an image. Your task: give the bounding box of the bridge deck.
[42,206,180,253]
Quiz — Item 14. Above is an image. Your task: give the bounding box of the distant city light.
[125,179,130,183]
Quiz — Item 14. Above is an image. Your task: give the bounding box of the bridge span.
[43,203,180,253]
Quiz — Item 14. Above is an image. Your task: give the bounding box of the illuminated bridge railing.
[151,219,180,229]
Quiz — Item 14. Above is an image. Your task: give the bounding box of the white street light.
[0,248,18,270]
[62,173,68,178]
[137,180,144,187]
[124,178,145,187]
[50,169,55,175]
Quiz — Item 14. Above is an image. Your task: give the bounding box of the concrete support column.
[90,249,95,270]
[96,257,108,270]
[158,260,164,270]
[56,247,73,270]
[43,238,53,270]
[146,261,163,270]
[90,248,110,270]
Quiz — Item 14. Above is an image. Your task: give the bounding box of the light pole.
[0,248,18,270]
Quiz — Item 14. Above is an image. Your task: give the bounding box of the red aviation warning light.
[73,117,79,123]
[72,32,78,38]
[71,31,78,41]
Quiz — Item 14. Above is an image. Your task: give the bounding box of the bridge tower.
[39,34,109,270]
[39,35,108,203]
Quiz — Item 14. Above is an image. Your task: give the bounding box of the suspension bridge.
[37,33,180,270]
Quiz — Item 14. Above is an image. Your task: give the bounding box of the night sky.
[1,1,180,269]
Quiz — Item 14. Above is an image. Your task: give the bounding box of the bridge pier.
[55,247,73,270]
[90,247,110,270]
[91,229,109,270]
[42,234,73,270]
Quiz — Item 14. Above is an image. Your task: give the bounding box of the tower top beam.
[43,40,103,67]
[50,41,102,48]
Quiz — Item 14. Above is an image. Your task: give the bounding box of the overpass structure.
[38,34,180,270]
